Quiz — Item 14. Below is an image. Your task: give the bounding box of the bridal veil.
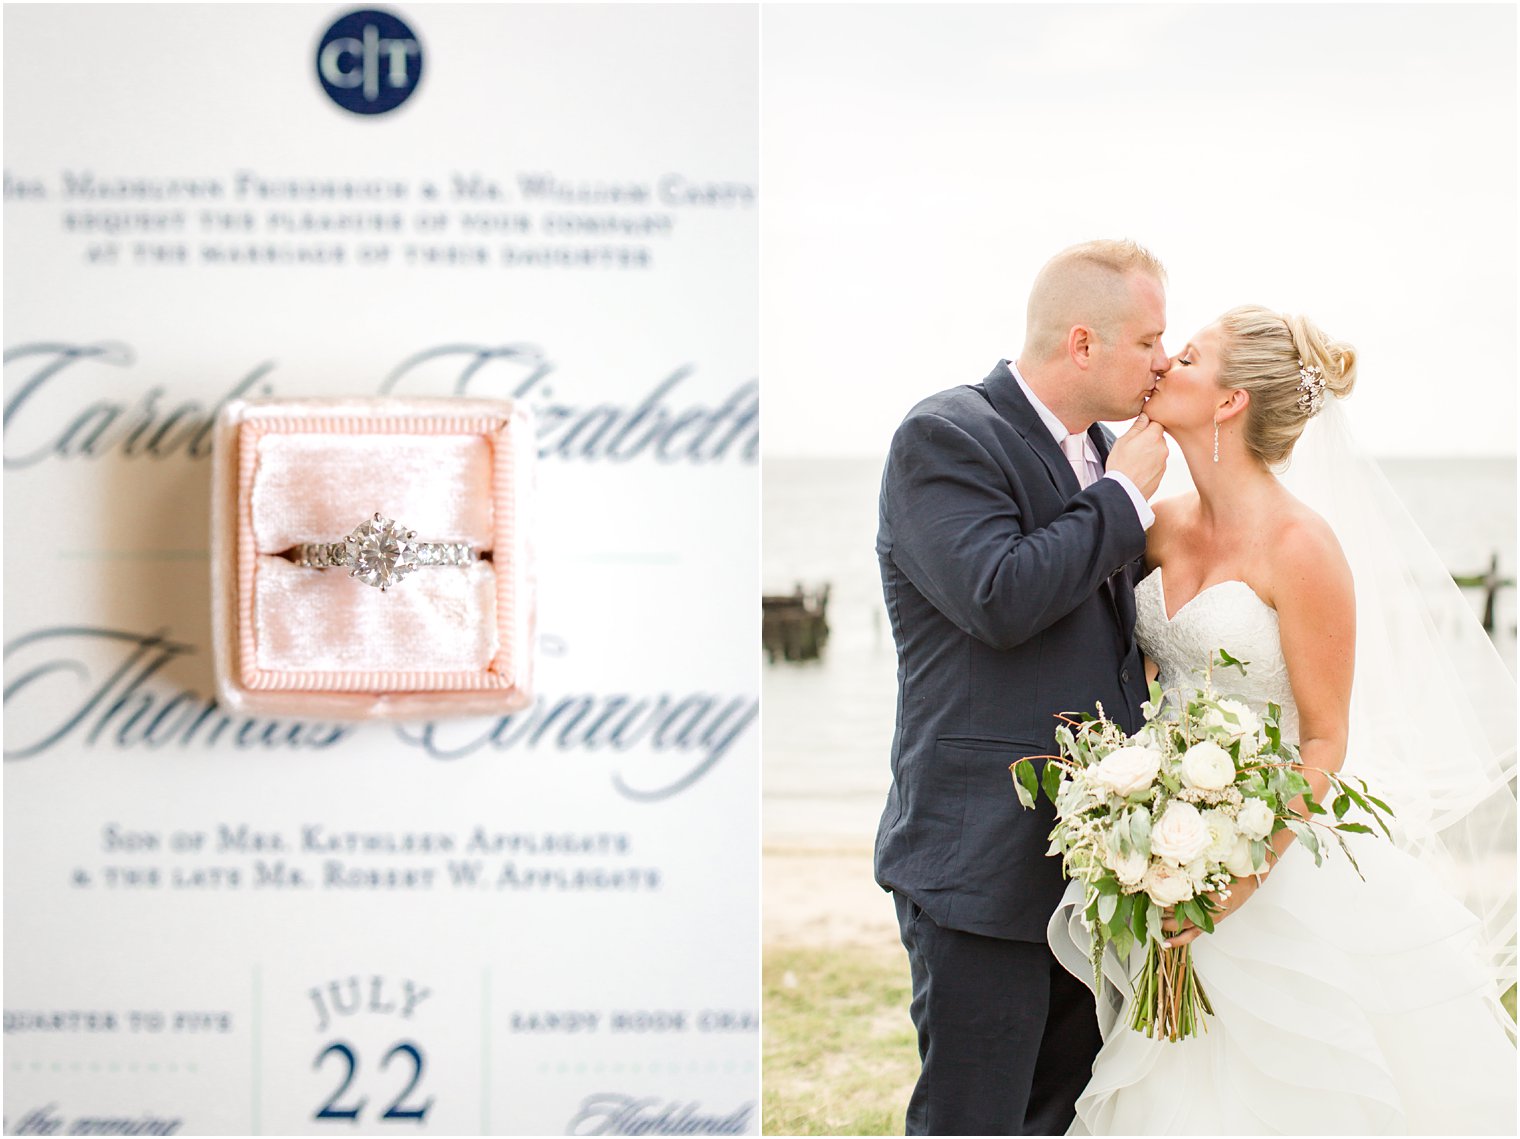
[1233,400,1516,1025]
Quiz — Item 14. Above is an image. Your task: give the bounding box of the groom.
[875,239,1171,1135]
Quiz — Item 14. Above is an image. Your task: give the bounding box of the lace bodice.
[1133,567,1299,743]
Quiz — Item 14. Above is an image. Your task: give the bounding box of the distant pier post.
[762,583,831,662]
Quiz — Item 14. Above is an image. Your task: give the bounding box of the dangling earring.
[1213,420,1220,463]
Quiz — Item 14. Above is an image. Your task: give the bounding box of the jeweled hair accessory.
[1296,361,1327,416]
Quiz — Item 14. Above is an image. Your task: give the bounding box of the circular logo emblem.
[315,9,423,116]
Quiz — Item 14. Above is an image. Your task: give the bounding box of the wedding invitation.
[3,5,759,1134]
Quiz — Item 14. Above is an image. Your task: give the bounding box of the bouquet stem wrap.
[1131,942,1214,1041]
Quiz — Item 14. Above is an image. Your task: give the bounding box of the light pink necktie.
[1062,433,1095,489]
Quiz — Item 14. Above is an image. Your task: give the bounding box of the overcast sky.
[761,3,1517,458]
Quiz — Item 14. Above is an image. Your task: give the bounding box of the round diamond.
[345,514,418,591]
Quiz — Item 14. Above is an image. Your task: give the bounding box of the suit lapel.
[986,370,1135,647]
[1089,423,1139,650]
[1089,423,1114,467]
[983,360,1080,498]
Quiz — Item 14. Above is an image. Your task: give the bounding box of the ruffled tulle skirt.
[1048,839,1516,1135]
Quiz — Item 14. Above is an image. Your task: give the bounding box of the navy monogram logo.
[316,9,424,116]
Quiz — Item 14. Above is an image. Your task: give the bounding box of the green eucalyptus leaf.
[1332,829,1366,881]
[1216,648,1249,674]
[1335,822,1373,835]
[1098,891,1119,925]
[1042,760,1063,805]
[1130,807,1152,858]
[1286,819,1322,865]
[1013,761,1037,809]
[1113,892,1134,930]
[1111,926,1135,961]
[1332,793,1351,819]
[1282,770,1313,799]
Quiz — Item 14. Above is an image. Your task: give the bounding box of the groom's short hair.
[1024,239,1167,361]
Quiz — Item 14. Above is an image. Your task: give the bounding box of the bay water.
[763,454,1517,848]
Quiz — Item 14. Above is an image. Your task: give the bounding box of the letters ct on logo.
[316,8,423,115]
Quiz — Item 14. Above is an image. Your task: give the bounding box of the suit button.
[1121,669,1131,684]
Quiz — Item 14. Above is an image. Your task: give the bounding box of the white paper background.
[3,5,759,1135]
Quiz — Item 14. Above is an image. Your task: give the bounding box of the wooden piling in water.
[763,583,831,662]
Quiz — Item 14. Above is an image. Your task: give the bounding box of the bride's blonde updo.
[1216,305,1358,465]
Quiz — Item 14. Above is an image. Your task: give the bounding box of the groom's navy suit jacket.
[876,360,1151,942]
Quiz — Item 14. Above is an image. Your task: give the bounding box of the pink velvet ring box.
[211,397,535,719]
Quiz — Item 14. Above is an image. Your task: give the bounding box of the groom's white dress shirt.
[1009,362,1155,530]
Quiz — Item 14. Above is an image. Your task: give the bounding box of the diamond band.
[294,513,479,592]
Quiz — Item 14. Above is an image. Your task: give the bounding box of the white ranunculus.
[1112,849,1148,889]
[1143,860,1196,907]
[1149,800,1212,865]
[1222,834,1259,878]
[1205,698,1262,738]
[1201,808,1238,863]
[1183,857,1211,891]
[1236,796,1276,841]
[1089,745,1163,798]
[1179,741,1235,792]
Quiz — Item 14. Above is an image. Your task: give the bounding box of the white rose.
[1201,808,1238,863]
[1143,860,1196,907]
[1112,849,1148,889]
[1222,834,1260,878]
[1149,800,1212,864]
[1089,745,1162,798]
[1179,741,1235,792]
[1236,796,1276,841]
[1205,698,1262,738]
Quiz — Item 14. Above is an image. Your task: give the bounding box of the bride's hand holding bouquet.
[1011,650,1396,1042]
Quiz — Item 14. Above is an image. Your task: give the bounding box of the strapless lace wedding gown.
[1048,567,1516,1135]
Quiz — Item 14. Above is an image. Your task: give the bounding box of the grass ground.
[762,944,917,1136]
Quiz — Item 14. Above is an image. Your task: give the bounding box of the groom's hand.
[1105,413,1167,499]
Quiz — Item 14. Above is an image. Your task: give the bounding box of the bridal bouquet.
[1010,651,1395,1042]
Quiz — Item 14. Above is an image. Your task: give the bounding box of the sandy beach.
[763,845,901,950]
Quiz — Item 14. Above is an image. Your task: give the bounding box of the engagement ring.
[293,513,479,592]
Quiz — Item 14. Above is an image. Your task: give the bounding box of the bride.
[1049,305,1517,1134]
